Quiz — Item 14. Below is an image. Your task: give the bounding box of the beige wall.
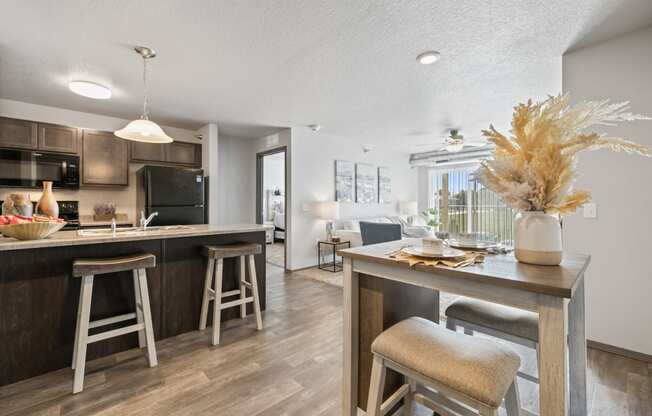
[0,99,200,222]
[562,26,652,356]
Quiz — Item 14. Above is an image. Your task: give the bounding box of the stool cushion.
[73,253,156,277]
[446,298,539,342]
[202,243,262,258]
[372,317,520,408]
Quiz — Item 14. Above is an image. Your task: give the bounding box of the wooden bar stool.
[199,243,263,345]
[71,253,158,394]
[367,317,521,416]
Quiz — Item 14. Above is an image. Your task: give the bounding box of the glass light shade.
[399,201,418,216]
[69,80,112,99]
[114,119,174,143]
[316,201,340,220]
[445,142,465,152]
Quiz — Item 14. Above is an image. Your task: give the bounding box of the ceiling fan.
[415,129,487,153]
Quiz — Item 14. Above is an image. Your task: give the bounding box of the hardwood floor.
[0,264,650,415]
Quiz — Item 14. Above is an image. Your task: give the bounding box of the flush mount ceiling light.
[68,80,112,99]
[114,46,174,144]
[308,124,321,132]
[416,50,441,65]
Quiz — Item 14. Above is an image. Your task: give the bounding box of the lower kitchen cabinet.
[82,130,129,186]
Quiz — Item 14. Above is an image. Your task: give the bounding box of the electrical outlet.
[583,203,597,219]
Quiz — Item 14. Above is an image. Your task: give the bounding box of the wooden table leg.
[568,277,587,416]
[343,257,360,416]
[538,294,569,416]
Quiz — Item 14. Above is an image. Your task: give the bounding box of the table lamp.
[316,201,340,241]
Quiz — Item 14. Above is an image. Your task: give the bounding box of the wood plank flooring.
[0,264,650,415]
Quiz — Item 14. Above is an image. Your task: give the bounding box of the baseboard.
[588,339,652,364]
[288,264,319,272]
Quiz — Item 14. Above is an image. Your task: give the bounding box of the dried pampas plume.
[476,94,650,215]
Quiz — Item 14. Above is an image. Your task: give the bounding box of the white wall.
[562,26,652,356]
[199,123,219,224]
[263,153,285,194]
[0,99,201,222]
[289,128,417,270]
[216,135,256,225]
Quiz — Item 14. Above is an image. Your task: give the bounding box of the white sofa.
[332,216,432,247]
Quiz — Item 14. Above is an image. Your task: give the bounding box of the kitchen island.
[0,224,267,387]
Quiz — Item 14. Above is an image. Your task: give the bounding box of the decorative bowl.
[0,221,66,240]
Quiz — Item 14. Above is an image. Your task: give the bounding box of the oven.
[0,149,80,189]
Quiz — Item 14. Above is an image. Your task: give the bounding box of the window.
[428,164,515,244]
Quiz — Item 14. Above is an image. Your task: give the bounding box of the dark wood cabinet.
[0,117,38,150]
[130,141,166,163]
[165,141,201,166]
[82,130,129,186]
[37,123,80,154]
[130,140,201,167]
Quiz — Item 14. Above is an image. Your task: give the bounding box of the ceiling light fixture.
[416,51,441,65]
[445,142,465,153]
[308,124,321,132]
[68,80,111,99]
[114,46,174,144]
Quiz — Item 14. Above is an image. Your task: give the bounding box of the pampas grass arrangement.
[476,94,650,215]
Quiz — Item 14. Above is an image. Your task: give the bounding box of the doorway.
[256,147,287,270]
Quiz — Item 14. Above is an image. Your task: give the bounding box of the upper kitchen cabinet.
[37,123,80,154]
[82,130,129,186]
[130,141,166,163]
[0,117,38,150]
[165,141,201,166]
[130,140,201,167]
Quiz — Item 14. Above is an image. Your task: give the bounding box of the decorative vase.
[514,211,562,266]
[2,194,33,217]
[36,181,59,219]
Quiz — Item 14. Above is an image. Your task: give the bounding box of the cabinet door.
[130,141,166,163]
[82,130,129,186]
[0,117,38,149]
[37,123,80,154]
[165,141,201,166]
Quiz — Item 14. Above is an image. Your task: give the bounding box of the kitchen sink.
[77,225,194,237]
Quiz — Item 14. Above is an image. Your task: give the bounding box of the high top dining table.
[339,239,590,416]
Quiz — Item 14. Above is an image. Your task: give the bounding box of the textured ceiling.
[1,0,650,149]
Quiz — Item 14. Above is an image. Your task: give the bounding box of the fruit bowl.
[0,221,66,240]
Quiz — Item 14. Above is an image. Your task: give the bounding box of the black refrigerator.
[136,166,206,226]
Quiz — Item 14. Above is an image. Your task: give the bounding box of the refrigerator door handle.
[146,170,152,208]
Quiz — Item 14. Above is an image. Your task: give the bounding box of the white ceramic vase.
[514,211,562,266]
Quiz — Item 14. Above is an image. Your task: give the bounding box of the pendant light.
[114,46,174,143]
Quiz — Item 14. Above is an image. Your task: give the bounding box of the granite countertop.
[0,224,267,252]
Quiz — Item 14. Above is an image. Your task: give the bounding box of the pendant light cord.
[142,57,150,120]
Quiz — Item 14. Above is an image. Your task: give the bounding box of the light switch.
[583,203,597,219]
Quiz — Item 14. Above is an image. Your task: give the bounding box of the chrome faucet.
[140,211,158,230]
[111,218,117,237]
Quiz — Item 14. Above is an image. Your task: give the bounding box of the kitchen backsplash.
[0,164,144,221]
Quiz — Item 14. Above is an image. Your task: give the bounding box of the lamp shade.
[316,201,340,220]
[399,201,418,216]
[114,119,174,143]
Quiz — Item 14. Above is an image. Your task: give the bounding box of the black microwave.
[0,148,80,189]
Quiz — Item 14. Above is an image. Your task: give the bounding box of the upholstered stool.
[367,317,521,416]
[71,253,158,394]
[199,243,263,345]
[446,297,540,386]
